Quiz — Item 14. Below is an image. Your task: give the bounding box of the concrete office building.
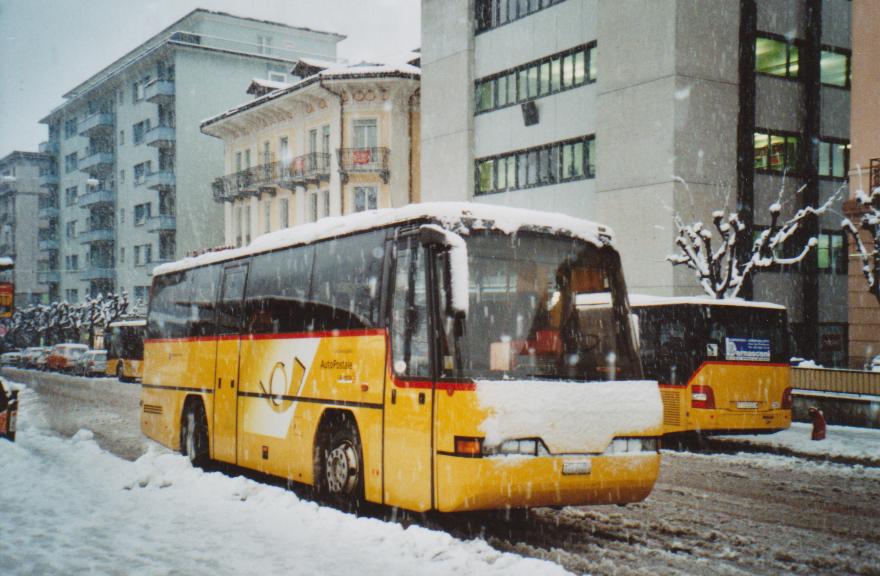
[38,9,343,304]
[0,151,53,304]
[420,0,852,364]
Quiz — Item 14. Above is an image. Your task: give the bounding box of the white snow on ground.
[0,385,570,576]
[714,422,880,465]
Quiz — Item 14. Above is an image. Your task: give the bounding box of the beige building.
[845,0,880,368]
[202,60,420,246]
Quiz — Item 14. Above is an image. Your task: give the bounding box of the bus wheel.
[181,401,208,467]
[319,417,363,510]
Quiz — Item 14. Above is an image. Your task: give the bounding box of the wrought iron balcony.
[78,112,115,136]
[146,170,175,190]
[78,189,115,207]
[289,152,331,184]
[39,140,59,155]
[145,124,175,148]
[337,147,390,183]
[213,169,261,202]
[79,147,114,172]
[147,214,176,232]
[79,227,114,244]
[145,79,175,103]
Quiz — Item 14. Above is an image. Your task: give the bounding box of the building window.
[280,198,290,228]
[133,76,150,101]
[66,221,77,239]
[820,48,850,88]
[119,129,125,146]
[475,43,595,114]
[475,0,566,33]
[279,137,289,163]
[234,206,242,247]
[134,286,147,302]
[309,192,318,222]
[65,254,79,271]
[133,119,151,145]
[134,244,152,266]
[65,186,78,206]
[64,152,78,174]
[264,201,271,234]
[64,117,77,139]
[268,71,287,83]
[818,139,849,178]
[134,161,151,185]
[134,203,151,225]
[257,35,273,55]
[244,205,251,244]
[754,130,799,173]
[119,169,125,184]
[352,119,378,149]
[817,231,846,274]
[755,35,799,79]
[353,187,377,212]
[475,135,595,195]
[65,288,78,304]
[159,234,175,261]
[119,246,125,264]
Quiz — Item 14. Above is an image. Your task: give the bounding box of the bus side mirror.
[419,224,469,318]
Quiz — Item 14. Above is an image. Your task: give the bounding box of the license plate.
[562,459,592,475]
[737,401,759,409]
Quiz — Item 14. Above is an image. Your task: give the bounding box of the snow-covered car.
[76,350,108,376]
[869,355,880,373]
[20,346,47,369]
[0,350,21,366]
[34,348,51,370]
[46,343,89,372]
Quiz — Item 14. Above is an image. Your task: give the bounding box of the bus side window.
[189,265,220,338]
[391,240,430,378]
[216,265,248,335]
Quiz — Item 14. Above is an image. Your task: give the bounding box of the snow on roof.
[627,293,786,310]
[154,202,614,276]
[249,77,291,90]
[108,319,147,328]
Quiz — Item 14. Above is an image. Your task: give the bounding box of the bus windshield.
[106,324,145,361]
[445,232,640,382]
[635,304,789,385]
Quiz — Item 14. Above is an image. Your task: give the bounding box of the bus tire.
[317,413,363,511]
[181,400,209,467]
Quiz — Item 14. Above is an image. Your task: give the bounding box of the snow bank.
[0,388,571,576]
[477,379,662,453]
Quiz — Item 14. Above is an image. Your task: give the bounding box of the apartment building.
[0,151,53,304]
[202,60,420,245]
[37,9,343,304]
[845,0,880,369]
[420,0,852,364]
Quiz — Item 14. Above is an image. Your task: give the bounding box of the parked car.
[0,350,21,366]
[76,350,108,376]
[46,343,89,372]
[34,348,51,371]
[20,347,47,369]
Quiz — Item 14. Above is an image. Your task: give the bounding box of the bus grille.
[143,404,163,415]
[660,390,681,427]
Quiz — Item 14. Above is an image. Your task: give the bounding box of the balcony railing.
[38,270,61,284]
[290,152,331,183]
[79,227,114,244]
[78,112,115,136]
[39,170,59,187]
[39,239,59,252]
[146,170,176,190]
[38,206,60,219]
[79,147,114,172]
[147,214,177,232]
[145,124,175,148]
[337,147,390,183]
[145,79,175,103]
[39,140,59,155]
[81,266,115,281]
[78,189,115,207]
[213,154,334,202]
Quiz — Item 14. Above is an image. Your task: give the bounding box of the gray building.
[0,151,53,305]
[420,0,851,364]
[38,9,343,304]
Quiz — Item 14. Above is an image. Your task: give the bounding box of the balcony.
[78,112,114,137]
[0,182,14,196]
[38,270,60,284]
[145,79,175,103]
[147,214,176,232]
[39,170,59,187]
[38,206,60,219]
[145,124,175,148]
[79,148,114,173]
[337,147,390,183]
[81,266,115,281]
[213,170,259,202]
[78,189,115,207]
[39,140,59,155]
[79,227,114,244]
[39,239,59,252]
[285,153,331,185]
[146,170,176,190]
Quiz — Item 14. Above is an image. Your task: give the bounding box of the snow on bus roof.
[108,319,147,327]
[153,202,614,277]
[626,293,786,310]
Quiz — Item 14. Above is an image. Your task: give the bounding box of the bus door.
[384,235,436,511]
[212,263,248,464]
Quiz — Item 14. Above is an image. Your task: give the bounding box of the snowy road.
[3,369,880,575]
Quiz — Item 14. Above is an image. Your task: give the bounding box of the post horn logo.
[258,357,306,413]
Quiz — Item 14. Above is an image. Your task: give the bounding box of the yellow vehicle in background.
[141,204,663,513]
[105,319,145,382]
[0,257,14,319]
[628,295,792,437]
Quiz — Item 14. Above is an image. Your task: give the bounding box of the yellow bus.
[105,319,145,382]
[141,203,663,513]
[628,295,792,436]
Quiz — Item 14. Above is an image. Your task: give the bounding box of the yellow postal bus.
[628,295,791,436]
[141,203,663,513]
[106,319,145,382]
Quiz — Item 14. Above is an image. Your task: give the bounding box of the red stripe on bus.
[393,379,476,392]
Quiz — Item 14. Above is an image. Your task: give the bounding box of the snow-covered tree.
[842,177,880,302]
[669,183,841,299]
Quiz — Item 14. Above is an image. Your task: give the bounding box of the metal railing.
[792,366,880,397]
[337,147,390,183]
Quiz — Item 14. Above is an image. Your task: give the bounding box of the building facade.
[845,0,880,369]
[37,9,343,304]
[202,61,420,245]
[420,0,852,364]
[0,151,53,304]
